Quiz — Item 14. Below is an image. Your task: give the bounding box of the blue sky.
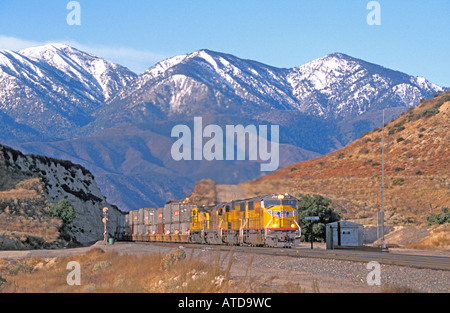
[0,0,449,86]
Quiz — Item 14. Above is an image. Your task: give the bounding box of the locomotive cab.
[261,194,301,247]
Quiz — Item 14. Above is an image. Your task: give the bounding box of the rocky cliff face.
[0,144,123,245]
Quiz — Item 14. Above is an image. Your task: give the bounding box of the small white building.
[326,221,363,249]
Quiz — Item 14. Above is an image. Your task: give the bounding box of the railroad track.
[134,241,450,271]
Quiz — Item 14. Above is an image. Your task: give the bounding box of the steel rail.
[133,241,450,271]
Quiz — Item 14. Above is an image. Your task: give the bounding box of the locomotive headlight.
[277,194,285,199]
[291,223,295,228]
[273,224,277,228]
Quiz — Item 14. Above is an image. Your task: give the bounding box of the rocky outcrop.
[0,144,124,245]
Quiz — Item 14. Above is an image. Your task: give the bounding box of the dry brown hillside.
[238,93,450,226]
[0,176,62,250]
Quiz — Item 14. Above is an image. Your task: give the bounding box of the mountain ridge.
[0,44,137,138]
[0,44,446,211]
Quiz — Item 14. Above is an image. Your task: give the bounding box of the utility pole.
[381,110,386,250]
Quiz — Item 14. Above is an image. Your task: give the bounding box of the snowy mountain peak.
[20,43,137,101]
[107,49,444,121]
[20,43,79,55]
[0,43,137,137]
[0,45,445,140]
[142,49,226,79]
[143,53,189,79]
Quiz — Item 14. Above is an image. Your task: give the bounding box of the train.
[121,193,301,248]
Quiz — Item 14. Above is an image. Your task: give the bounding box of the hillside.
[0,144,123,249]
[1,44,445,211]
[230,93,449,225]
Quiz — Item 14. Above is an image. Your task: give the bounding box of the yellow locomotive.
[124,193,301,248]
[189,193,301,248]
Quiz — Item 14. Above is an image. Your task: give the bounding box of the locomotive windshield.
[282,199,298,208]
[263,199,298,208]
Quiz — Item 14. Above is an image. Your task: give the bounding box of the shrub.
[427,207,450,226]
[0,275,7,287]
[434,95,450,109]
[396,137,404,143]
[9,264,33,275]
[359,147,370,154]
[392,178,405,186]
[389,122,406,135]
[297,195,341,242]
[49,200,76,225]
[394,167,404,172]
[393,121,405,128]
[160,248,186,271]
[418,107,439,118]
[415,170,423,175]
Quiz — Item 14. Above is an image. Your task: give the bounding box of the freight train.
[122,193,301,248]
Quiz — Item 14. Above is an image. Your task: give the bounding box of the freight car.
[122,194,301,248]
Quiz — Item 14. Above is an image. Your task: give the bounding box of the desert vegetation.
[0,247,305,293]
[241,93,450,228]
[0,178,63,249]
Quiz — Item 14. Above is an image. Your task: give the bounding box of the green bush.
[418,107,439,118]
[297,195,341,242]
[0,275,7,287]
[392,178,405,186]
[434,95,450,109]
[427,207,450,226]
[49,200,76,225]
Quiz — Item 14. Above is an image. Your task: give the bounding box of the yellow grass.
[404,224,450,250]
[0,247,309,293]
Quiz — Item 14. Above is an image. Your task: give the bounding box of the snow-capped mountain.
[103,49,296,121]
[1,45,443,138]
[0,44,136,138]
[20,44,136,101]
[0,44,446,211]
[98,49,443,129]
[287,53,443,118]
